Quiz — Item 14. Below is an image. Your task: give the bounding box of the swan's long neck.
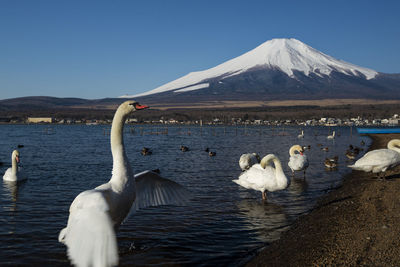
[109,106,133,187]
[388,139,400,153]
[11,153,18,175]
[271,157,288,188]
[260,154,288,189]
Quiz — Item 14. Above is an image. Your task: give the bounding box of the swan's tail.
[59,192,118,267]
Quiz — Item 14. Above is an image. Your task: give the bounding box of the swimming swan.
[327,131,335,139]
[348,139,400,179]
[233,154,289,200]
[298,130,304,138]
[239,153,261,171]
[3,150,26,182]
[288,145,309,177]
[58,101,190,267]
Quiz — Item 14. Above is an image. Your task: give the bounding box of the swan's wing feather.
[235,165,275,189]
[61,190,118,267]
[353,149,399,167]
[133,171,190,211]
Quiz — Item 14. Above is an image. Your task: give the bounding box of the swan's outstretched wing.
[59,190,118,267]
[132,170,190,211]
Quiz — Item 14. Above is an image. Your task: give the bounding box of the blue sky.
[1,0,399,100]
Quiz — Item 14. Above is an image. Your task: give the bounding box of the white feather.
[239,153,260,171]
[288,154,309,172]
[348,149,400,173]
[59,191,118,267]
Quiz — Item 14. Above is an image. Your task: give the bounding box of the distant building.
[27,117,53,123]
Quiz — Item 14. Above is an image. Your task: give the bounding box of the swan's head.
[12,150,20,163]
[119,100,149,114]
[289,145,304,156]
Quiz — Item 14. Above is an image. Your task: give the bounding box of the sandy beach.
[248,134,400,266]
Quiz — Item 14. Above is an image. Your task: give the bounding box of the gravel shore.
[247,134,400,266]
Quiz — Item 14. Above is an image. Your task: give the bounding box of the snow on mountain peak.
[123,38,378,98]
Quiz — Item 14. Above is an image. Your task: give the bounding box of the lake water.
[0,124,370,266]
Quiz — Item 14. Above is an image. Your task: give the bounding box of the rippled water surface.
[0,125,370,266]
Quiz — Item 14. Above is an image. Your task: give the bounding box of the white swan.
[327,131,335,139]
[348,139,400,178]
[297,130,304,138]
[233,154,289,200]
[288,145,309,177]
[3,150,26,182]
[239,153,261,171]
[58,101,190,267]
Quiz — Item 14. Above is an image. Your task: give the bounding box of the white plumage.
[239,153,260,171]
[233,154,289,200]
[288,145,309,177]
[59,101,190,267]
[297,130,304,138]
[3,150,26,182]
[348,139,400,178]
[327,131,335,139]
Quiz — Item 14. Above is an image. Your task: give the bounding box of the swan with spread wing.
[58,101,190,267]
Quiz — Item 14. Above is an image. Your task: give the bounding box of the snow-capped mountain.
[123,38,400,102]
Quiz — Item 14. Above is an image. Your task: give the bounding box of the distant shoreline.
[247,134,400,266]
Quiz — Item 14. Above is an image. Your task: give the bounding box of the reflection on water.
[0,125,371,266]
[236,200,288,242]
[3,181,19,202]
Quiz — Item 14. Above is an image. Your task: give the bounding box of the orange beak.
[16,156,20,163]
[135,104,149,110]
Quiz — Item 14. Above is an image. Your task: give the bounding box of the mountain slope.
[124,38,391,100]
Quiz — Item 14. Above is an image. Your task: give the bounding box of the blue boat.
[357,128,400,134]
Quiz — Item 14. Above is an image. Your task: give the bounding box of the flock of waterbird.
[3,100,400,267]
[233,130,400,201]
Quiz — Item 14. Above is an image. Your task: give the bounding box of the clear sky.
[1,0,399,100]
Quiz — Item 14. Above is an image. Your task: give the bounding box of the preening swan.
[239,153,261,171]
[233,154,289,200]
[298,130,304,138]
[327,131,335,139]
[3,150,26,182]
[59,101,190,267]
[348,139,400,179]
[288,145,309,178]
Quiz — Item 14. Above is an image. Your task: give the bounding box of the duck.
[3,150,27,182]
[58,101,190,267]
[345,149,357,160]
[180,145,189,152]
[209,151,216,157]
[297,130,304,138]
[327,131,335,139]
[233,154,289,200]
[322,147,329,152]
[348,139,400,179]
[141,147,152,156]
[239,153,261,171]
[324,156,338,168]
[288,145,309,178]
